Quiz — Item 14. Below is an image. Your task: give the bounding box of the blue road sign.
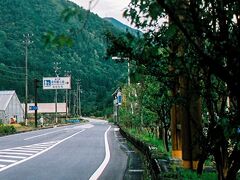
[29,106,38,110]
[117,95,122,105]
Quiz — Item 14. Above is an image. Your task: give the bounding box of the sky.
[69,0,132,27]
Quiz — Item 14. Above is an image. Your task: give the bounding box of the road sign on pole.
[117,91,122,105]
[29,106,38,111]
[43,77,71,90]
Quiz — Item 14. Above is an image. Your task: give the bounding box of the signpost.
[43,77,71,124]
[117,91,122,105]
[29,106,38,111]
[43,77,71,90]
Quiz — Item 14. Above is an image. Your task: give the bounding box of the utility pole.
[76,80,82,117]
[64,71,71,120]
[34,79,40,128]
[53,62,61,124]
[23,33,33,126]
[69,90,71,115]
[73,90,77,116]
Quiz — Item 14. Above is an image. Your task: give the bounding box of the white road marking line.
[13,147,45,151]
[1,149,39,153]
[0,129,85,172]
[26,144,53,148]
[24,130,63,140]
[125,151,135,153]
[89,126,111,180]
[0,152,34,156]
[77,124,94,129]
[38,141,58,145]
[0,155,26,159]
[0,165,6,168]
[114,128,119,131]
[129,169,144,172]
[0,159,17,163]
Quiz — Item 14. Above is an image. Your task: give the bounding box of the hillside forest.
[0,0,127,116]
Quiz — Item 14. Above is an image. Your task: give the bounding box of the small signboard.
[43,77,71,90]
[117,91,122,106]
[117,95,122,105]
[29,106,38,110]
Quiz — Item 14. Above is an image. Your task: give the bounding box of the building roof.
[0,91,15,110]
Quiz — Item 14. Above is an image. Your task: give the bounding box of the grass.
[127,127,170,157]
[122,126,218,180]
[12,124,34,132]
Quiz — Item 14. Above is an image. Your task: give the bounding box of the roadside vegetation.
[0,115,85,136]
[106,0,240,179]
[0,124,16,136]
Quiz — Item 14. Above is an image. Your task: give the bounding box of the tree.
[124,0,240,179]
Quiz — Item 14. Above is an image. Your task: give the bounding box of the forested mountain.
[0,0,127,116]
[104,17,141,36]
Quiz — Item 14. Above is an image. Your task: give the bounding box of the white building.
[0,91,24,124]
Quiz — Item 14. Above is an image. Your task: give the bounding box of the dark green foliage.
[0,124,16,135]
[0,0,127,116]
[122,0,240,179]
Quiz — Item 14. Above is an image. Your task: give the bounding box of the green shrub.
[177,168,217,180]
[107,117,114,123]
[0,124,16,135]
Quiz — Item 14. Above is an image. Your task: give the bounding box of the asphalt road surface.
[0,118,135,180]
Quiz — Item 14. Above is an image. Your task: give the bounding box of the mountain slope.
[104,17,142,36]
[0,0,127,116]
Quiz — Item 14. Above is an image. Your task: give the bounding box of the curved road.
[0,118,129,180]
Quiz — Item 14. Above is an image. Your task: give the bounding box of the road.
[0,118,131,180]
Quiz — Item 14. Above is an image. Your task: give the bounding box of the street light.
[23,33,33,126]
[112,57,130,85]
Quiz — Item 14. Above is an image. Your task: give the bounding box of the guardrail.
[65,119,80,123]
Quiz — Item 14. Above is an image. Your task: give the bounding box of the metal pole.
[23,34,33,126]
[64,71,71,120]
[73,90,76,115]
[55,89,58,124]
[76,83,79,116]
[69,90,71,115]
[53,62,61,124]
[65,89,68,120]
[79,80,82,117]
[76,80,81,117]
[25,41,28,125]
[34,79,38,128]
